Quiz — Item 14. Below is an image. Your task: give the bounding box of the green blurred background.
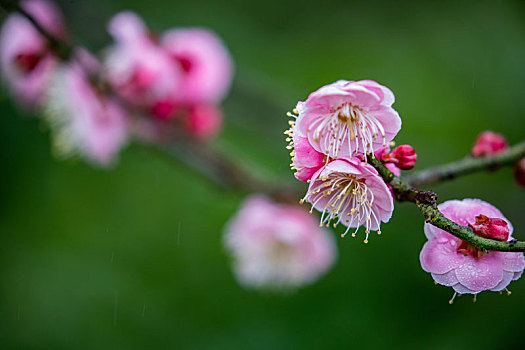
[1,0,525,348]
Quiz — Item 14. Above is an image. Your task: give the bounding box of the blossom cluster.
[283,82,525,298]
[286,80,403,242]
[1,0,233,166]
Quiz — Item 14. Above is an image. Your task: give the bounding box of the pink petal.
[490,270,515,292]
[455,253,504,292]
[420,239,464,274]
[431,270,459,287]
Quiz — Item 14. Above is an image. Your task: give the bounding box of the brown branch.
[368,156,525,252]
[3,0,525,250]
[405,141,525,187]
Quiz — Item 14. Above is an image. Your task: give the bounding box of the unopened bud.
[469,214,509,241]
[384,144,417,170]
[471,131,508,157]
[14,52,43,73]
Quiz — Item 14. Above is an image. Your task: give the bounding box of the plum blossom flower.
[104,11,181,118]
[302,157,394,243]
[420,199,525,302]
[44,51,128,166]
[161,28,233,105]
[471,131,508,157]
[294,80,401,160]
[223,195,337,290]
[0,0,67,108]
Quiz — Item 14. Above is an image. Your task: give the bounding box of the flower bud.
[469,214,509,241]
[513,157,525,188]
[384,144,417,170]
[186,105,223,139]
[471,131,508,157]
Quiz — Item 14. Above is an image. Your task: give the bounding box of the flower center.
[456,240,486,259]
[303,172,380,243]
[310,103,386,158]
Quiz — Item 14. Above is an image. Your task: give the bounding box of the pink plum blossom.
[161,28,233,105]
[223,195,337,290]
[0,0,67,108]
[44,51,128,166]
[471,131,508,157]
[294,80,401,159]
[104,11,181,118]
[302,157,394,243]
[185,104,223,139]
[420,199,525,299]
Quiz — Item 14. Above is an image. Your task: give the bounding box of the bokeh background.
[2,0,525,348]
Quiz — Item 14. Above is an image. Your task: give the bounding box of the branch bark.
[405,141,525,187]
[2,0,525,251]
[368,156,525,252]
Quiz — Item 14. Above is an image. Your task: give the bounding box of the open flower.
[0,0,67,108]
[224,195,337,290]
[104,11,181,118]
[420,199,525,300]
[44,51,129,166]
[161,28,233,105]
[294,80,401,159]
[302,157,394,242]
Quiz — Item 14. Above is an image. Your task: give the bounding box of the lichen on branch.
[367,155,525,252]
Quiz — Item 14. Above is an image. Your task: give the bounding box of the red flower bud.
[514,157,525,188]
[383,144,417,170]
[14,52,43,73]
[469,214,509,242]
[471,131,508,157]
[151,100,177,120]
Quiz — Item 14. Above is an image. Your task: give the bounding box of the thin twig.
[405,141,525,187]
[368,156,525,252]
[2,0,525,251]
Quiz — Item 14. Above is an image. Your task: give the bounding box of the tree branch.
[405,141,525,187]
[0,0,72,59]
[368,156,525,252]
[2,0,525,251]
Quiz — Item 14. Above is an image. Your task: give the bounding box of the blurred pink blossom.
[295,80,401,159]
[0,0,67,108]
[224,195,337,290]
[471,131,508,157]
[302,157,394,242]
[185,105,223,139]
[44,51,129,166]
[420,199,525,297]
[104,11,181,118]
[161,28,233,105]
